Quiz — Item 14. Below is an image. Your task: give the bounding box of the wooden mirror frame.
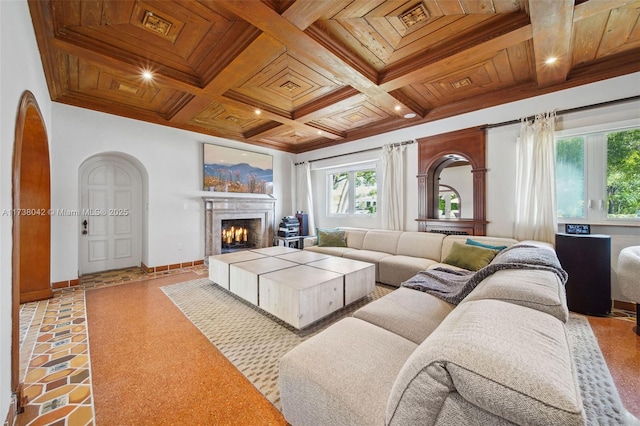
[416,126,487,235]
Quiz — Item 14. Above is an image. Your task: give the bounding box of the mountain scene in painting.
[203,145,273,194]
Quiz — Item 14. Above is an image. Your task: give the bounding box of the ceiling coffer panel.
[67,56,190,116]
[257,125,326,146]
[28,0,640,153]
[189,101,274,135]
[229,51,348,114]
[310,95,394,133]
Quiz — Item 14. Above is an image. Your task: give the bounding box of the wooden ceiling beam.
[528,0,574,88]
[168,34,285,123]
[216,0,418,118]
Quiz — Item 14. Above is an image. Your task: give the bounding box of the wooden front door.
[79,156,141,274]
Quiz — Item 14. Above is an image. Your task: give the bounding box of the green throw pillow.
[466,238,508,252]
[316,228,347,247]
[443,242,499,271]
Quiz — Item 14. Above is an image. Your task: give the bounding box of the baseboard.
[613,299,636,312]
[141,259,204,274]
[19,288,53,303]
[51,278,80,289]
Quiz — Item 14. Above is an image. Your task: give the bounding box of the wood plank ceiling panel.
[26,0,640,153]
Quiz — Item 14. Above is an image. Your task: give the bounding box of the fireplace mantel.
[203,196,276,259]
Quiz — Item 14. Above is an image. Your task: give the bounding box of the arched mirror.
[416,127,487,235]
[438,158,473,219]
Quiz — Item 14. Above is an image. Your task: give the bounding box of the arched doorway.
[78,154,144,274]
[12,91,52,413]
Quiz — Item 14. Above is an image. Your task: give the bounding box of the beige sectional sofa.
[304,228,519,286]
[279,230,601,425]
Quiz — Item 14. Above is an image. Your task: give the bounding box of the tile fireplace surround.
[203,196,276,259]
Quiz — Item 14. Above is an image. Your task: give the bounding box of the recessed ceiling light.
[545,57,558,65]
[394,105,401,111]
[404,113,417,119]
[141,70,153,80]
[254,109,261,115]
[317,130,322,135]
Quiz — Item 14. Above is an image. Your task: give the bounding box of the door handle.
[82,219,88,235]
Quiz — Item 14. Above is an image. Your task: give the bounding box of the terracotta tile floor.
[16,267,639,425]
[17,266,207,426]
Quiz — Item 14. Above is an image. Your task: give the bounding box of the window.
[556,125,640,222]
[328,168,377,216]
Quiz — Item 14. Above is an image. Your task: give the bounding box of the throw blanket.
[402,244,568,305]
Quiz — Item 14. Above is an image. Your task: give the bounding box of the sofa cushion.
[386,299,584,426]
[343,228,369,249]
[442,235,518,261]
[353,287,454,344]
[395,231,445,260]
[343,250,393,281]
[280,317,417,426]
[361,230,402,254]
[461,269,569,322]
[466,237,508,252]
[304,245,356,257]
[441,242,499,271]
[316,227,347,247]
[378,255,439,287]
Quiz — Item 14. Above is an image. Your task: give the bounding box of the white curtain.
[295,162,316,236]
[381,143,406,230]
[515,111,557,244]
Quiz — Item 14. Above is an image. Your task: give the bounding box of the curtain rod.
[294,139,414,166]
[483,95,640,129]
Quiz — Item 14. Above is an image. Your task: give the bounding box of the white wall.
[51,103,295,282]
[0,0,54,418]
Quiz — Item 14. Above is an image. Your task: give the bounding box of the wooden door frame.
[11,91,52,413]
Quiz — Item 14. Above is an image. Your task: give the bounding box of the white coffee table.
[208,251,266,289]
[275,250,332,264]
[251,246,299,256]
[307,257,375,304]
[259,265,344,329]
[229,257,297,305]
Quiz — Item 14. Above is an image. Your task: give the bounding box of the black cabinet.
[555,233,611,316]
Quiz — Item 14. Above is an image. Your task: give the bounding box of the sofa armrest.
[387,299,584,426]
[303,236,317,247]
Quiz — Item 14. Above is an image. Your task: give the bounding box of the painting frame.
[203,143,273,195]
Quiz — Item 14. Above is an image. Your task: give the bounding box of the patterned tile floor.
[16,266,637,425]
[17,266,207,426]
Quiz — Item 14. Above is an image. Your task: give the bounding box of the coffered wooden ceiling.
[29,0,640,153]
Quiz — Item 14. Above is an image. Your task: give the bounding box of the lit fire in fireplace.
[222,226,248,244]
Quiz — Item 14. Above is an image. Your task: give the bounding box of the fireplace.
[203,196,276,260]
[220,218,262,253]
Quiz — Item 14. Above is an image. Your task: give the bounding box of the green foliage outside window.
[607,129,640,218]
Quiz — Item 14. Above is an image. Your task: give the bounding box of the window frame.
[326,162,378,217]
[555,118,640,226]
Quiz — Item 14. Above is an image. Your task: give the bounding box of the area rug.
[163,278,627,423]
[162,278,393,409]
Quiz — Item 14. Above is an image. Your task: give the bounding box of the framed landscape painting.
[203,144,273,194]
